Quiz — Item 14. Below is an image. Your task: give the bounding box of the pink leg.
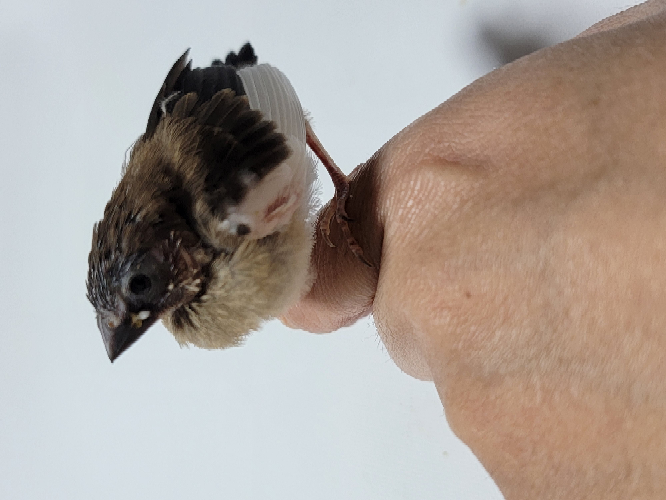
[305,121,372,267]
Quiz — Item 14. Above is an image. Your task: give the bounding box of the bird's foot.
[319,182,373,267]
[306,122,373,267]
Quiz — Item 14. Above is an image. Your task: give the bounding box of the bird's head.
[86,168,214,362]
[87,199,313,361]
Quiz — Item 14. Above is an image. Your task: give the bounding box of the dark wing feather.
[190,90,290,208]
[145,49,191,139]
[224,43,258,68]
[170,92,199,119]
[145,48,248,139]
[195,90,290,177]
[175,64,245,103]
[141,43,290,219]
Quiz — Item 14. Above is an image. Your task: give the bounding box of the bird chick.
[87,43,365,362]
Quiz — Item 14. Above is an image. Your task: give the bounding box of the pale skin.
[282,2,666,499]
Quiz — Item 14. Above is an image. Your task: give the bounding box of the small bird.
[87,43,367,362]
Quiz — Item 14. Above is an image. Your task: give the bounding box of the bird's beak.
[97,313,158,362]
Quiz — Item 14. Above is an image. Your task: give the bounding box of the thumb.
[280,153,384,332]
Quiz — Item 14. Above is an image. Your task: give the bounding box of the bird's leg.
[305,121,372,267]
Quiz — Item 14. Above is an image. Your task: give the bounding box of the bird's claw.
[306,121,373,268]
[318,187,373,267]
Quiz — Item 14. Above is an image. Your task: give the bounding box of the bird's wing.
[145,49,247,140]
[144,52,314,240]
[229,63,315,238]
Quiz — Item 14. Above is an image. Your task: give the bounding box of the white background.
[0,1,640,499]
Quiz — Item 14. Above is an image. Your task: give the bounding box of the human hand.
[283,1,666,498]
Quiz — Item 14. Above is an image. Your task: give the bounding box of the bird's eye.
[129,274,152,295]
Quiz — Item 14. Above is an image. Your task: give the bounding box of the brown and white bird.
[87,43,367,362]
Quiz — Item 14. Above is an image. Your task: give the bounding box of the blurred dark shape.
[478,24,555,66]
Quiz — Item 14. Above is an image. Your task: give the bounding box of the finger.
[280,152,385,333]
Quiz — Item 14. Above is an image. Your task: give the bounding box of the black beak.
[98,314,158,362]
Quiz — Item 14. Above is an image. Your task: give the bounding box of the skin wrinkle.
[282,150,383,332]
[374,147,496,379]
